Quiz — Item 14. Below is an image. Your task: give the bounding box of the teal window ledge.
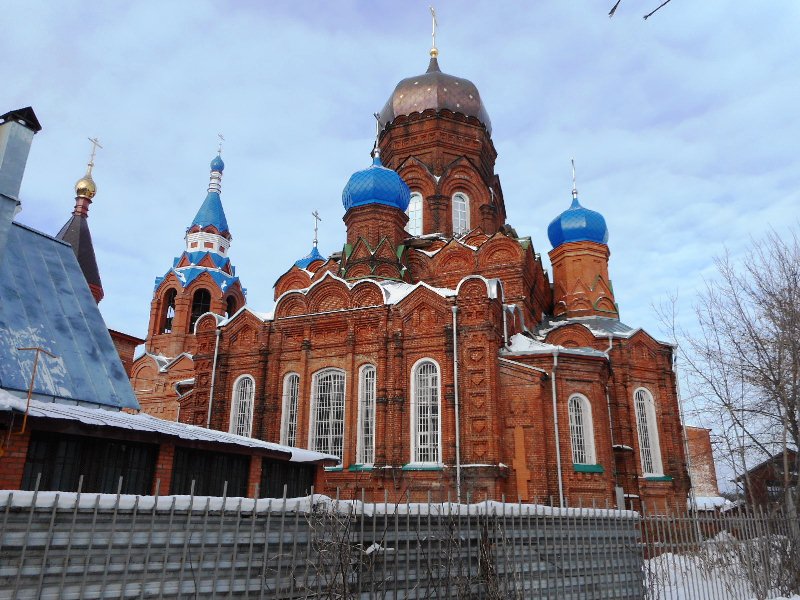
[323,466,343,472]
[348,465,373,472]
[574,464,604,474]
[643,475,673,482]
[402,464,444,471]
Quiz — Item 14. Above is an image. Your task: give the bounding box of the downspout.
[551,350,564,507]
[451,305,462,503]
[206,327,221,429]
[502,305,509,347]
[605,335,616,446]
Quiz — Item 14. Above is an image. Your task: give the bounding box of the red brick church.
[132,47,690,508]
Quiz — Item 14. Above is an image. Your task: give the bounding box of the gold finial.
[430,6,438,58]
[571,157,578,199]
[75,137,102,199]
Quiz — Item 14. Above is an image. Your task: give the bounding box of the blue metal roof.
[190,191,229,234]
[174,251,231,270]
[547,196,609,249]
[0,223,139,409]
[155,265,239,293]
[294,245,324,269]
[342,155,411,212]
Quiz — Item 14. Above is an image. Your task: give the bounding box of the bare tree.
[661,227,800,591]
[609,0,673,20]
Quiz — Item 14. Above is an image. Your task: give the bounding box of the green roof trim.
[402,464,444,471]
[643,475,673,482]
[348,464,373,472]
[573,464,604,473]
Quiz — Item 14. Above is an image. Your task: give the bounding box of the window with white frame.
[230,375,255,437]
[568,394,596,464]
[411,359,441,464]
[406,192,423,236]
[634,387,663,476]
[281,373,300,446]
[356,365,376,465]
[452,192,469,235]
[310,369,346,461]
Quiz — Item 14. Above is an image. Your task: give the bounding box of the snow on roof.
[689,495,734,511]
[0,390,336,464]
[533,315,674,347]
[501,333,608,359]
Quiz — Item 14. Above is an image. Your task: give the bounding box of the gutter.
[451,306,462,503]
[206,327,221,429]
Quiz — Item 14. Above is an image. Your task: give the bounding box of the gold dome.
[75,174,96,199]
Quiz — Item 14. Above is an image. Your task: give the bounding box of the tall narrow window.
[190,288,211,331]
[452,192,469,235]
[225,296,238,318]
[357,365,376,465]
[411,359,441,464]
[230,375,255,437]
[568,394,595,464]
[310,369,346,461]
[161,289,177,333]
[634,388,663,476]
[406,192,423,236]
[281,373,300,446]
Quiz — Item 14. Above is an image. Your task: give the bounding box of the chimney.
[0,107,42,259]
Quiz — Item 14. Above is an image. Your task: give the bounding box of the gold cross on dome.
[430,6,438,56]
[86,137,102,174]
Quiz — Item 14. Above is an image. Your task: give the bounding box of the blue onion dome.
[547,196,609,249]
[342,153,411,212]
[295,245,324,269]
[210,154,225,172]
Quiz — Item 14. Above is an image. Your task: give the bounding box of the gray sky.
[7,2,799,373]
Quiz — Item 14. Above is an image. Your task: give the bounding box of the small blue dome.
[547,196,609,249]
[342,155,411,212]
[210,154,225,172]
[295,245,324,269]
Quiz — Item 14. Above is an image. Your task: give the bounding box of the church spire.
[57,137,104,303]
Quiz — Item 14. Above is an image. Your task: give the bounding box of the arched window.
[568,394,596,465]
[230,375,255,437]
[281,373,300,446]
[225,296,238,318]
[310,369,346,461]
[406,192,423,236]
[190,288,211,331]
[411,359,441,464]
[161,289,177,333]
[634,388,663,476]
[452,192,470,236]
[357,365,376,465]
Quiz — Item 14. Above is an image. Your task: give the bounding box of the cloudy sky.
[6,2,798,363]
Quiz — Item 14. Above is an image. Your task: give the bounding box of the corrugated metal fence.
[0,482,798,599]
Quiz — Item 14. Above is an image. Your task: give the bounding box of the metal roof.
[0,222,139,409]
[0,390,337,464]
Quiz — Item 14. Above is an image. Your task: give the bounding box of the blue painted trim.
[644,475,673,482]
[323,466,343,472]
[573,464,604,473]
[348,464,373,472]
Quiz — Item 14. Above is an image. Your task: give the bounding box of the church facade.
[132,50,690,509]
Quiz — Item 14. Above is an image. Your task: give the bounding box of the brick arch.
[351,281,384,307]
[345,263,372,279]
[546,325,595,348]
[274,268,312,299]
[440,161,488,204]
[374,263,401,279]
[306,279,351,313]
[594,296,618,314]
[396,286,450,332]
[194,312,219,334]
[397,159,437,198]
[406,251,432,281]
[476,234,524,269]
[456,276,492,301]
[274,293,308,318]
[432,243,475,277]
[311,261,339,282]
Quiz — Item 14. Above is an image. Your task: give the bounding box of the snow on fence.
[0,480,798,599]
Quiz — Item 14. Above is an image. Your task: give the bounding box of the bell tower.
[145,152,246,358]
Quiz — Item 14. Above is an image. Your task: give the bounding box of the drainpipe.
[206,327,221,428]
[451,305,462,503]
[502,304,509,347]
[605,335,616,446]
[551,350,564,507]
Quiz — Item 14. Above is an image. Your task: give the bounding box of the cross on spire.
[86,137,102,176]
[430,6,438,57]
[312,210,322,248]
[372,112,381,158]
[571,157,578,199]
[217,133,225,155]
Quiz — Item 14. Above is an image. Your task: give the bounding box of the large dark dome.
[378,57,491,134]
